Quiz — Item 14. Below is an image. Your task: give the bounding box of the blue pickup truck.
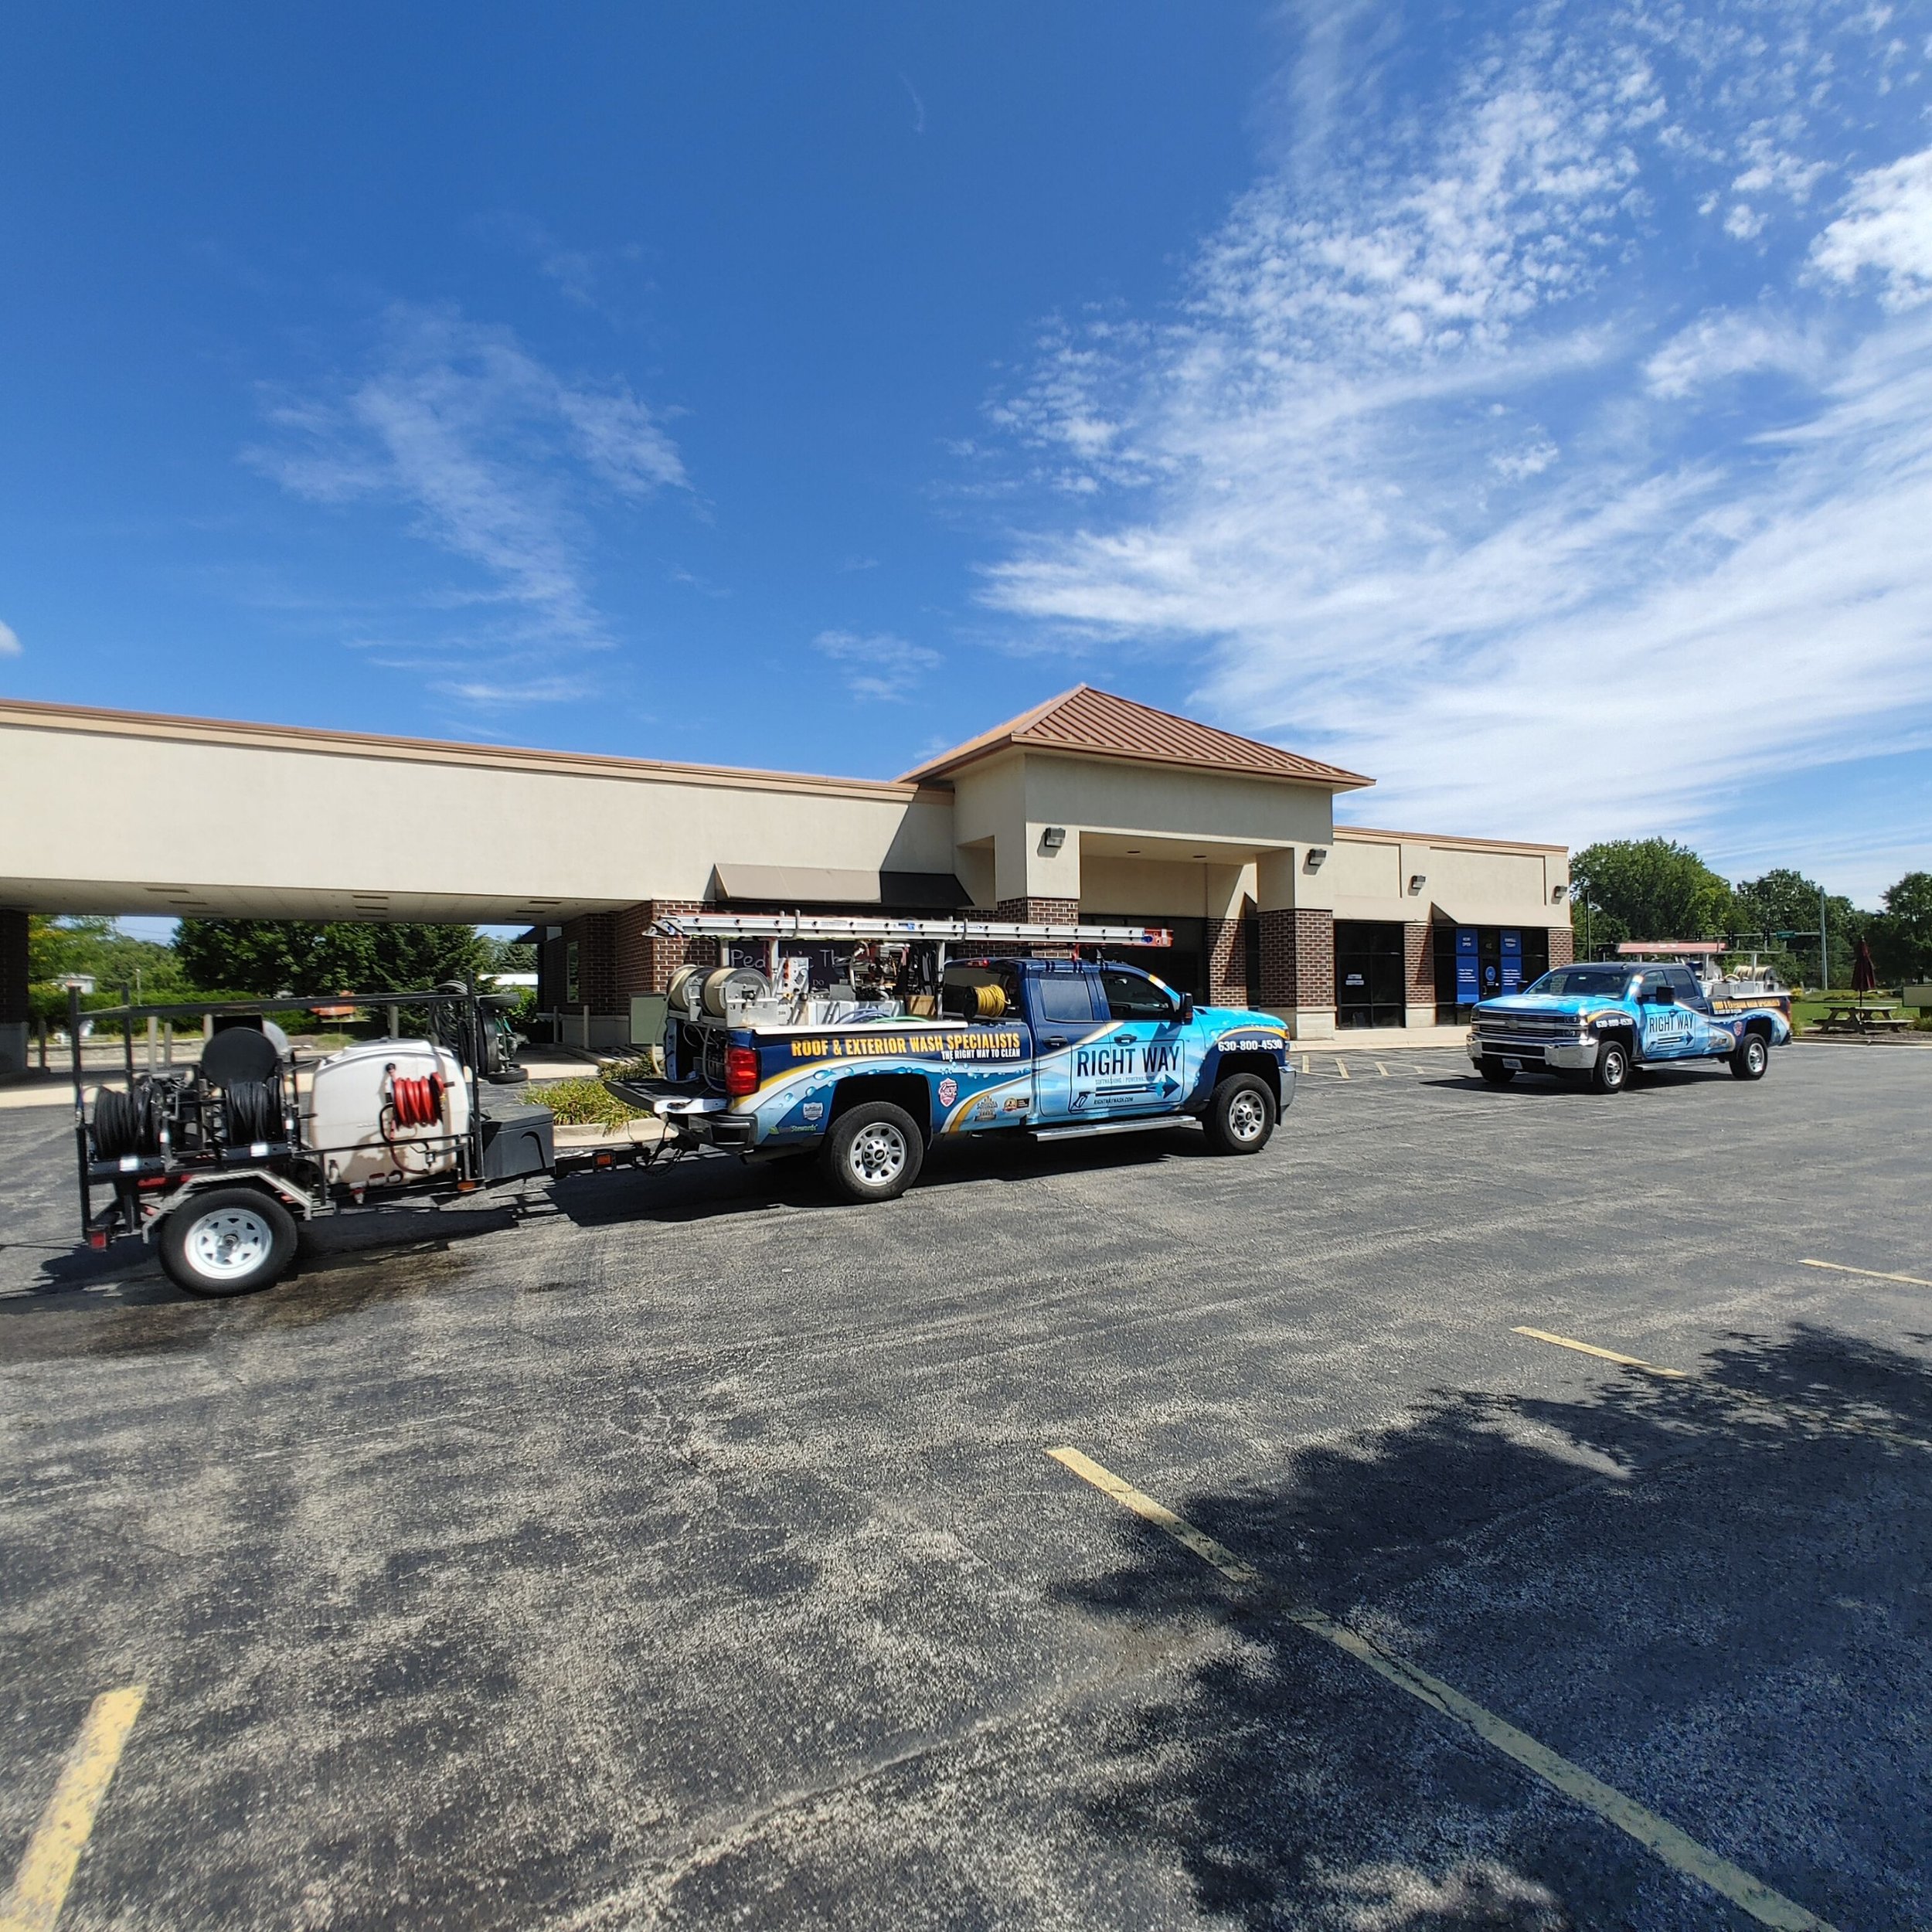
[627,955,1295,1201]
[1468,960,1791,1094]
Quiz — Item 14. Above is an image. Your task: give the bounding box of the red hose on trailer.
[388,1073,444,1128]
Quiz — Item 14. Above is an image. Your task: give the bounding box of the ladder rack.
[648,913,1171,947]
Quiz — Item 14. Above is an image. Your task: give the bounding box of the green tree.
[1731,868,1866,989]
[1869,872,1932,985]
[1570,840,1735,949]
[172,920,488,997]
[26,915,192,1026]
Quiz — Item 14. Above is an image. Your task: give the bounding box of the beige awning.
[1325,895,1434,923]
[1430,899,1569,930]
[710,865,966,909]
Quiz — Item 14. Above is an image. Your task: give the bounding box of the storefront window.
[1335,920,1406,1028]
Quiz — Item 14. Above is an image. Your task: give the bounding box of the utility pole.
[1818,889,1828,995]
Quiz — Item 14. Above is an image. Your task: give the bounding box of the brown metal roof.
[898,685,1373,789]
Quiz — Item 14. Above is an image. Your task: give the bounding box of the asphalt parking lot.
[2,1045,1928,1931]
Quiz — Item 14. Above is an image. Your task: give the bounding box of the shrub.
[534,1076,645,1128]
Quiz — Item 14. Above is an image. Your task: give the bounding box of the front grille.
[1475,1014,1577,1039]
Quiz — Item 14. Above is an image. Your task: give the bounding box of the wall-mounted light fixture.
[1408,873,1428,895]
[1304,846,1328,872]
[1040,825,1066,853]
[1551,883,1568,903]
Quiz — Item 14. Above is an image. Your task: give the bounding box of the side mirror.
[1179,993,1195,1022]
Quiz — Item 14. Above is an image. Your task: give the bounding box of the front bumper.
[1467,1032,1600,1072]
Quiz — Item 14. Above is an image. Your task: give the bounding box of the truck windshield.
[1526,968,1637,998]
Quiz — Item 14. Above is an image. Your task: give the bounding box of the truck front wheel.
[1203,1073,1275,1155]
[821,1101,924,1202]
[1592,1039,1631,1094]
[1730,1032,1770,1080]
[158,1186,297,1298]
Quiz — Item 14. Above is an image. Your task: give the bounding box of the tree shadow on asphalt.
[1055,1325,1932,1931]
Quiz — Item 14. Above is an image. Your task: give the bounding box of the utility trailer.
[64,983,650,1298]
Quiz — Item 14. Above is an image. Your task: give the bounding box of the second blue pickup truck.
[1469,960,1791,1094]
[627,954,1295,1201]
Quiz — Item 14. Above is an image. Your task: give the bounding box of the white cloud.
[812,629,940,702]
[0,619,19,656]
[1811,145,1932,306]
[247,304,685,696]
[1642,311,1821,396]
[975,2,1932,885]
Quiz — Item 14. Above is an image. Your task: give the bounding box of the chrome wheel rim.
[849,1123,908,1187]
[1228,1091,1267,1142]
[186,1206,274,1281]
[1747,1039,1766,1073]
[1604,1051,1626,1087]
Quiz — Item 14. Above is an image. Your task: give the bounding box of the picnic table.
[1817,1002,1914,1034]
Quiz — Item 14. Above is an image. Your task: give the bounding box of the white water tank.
[301,1039,471,1190]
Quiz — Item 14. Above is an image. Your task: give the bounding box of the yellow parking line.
[1376,1062,1389,1077]
[1514,1327,1932,1453]
[1801,1257,1932,1289]
[1047,1449,1835,1932]
[0,1687,145,1932]
[1301,1056,1311,1076]
[1334,1059,1350,1080]
[1512,1326,1688,1379]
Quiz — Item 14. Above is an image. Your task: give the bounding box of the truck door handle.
[1043,1036,1067,1049]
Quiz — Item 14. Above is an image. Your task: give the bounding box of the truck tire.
[1730,1032,1770,1080]
[1477,1058,1516,1085]
[1591,1039,1631,1094]
[158,1186,297,1298]
[1203,1073,1275,1155]
[821,1101,924,1203]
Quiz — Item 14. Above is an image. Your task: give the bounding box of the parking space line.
[1376,1062,1389,1077]
[0,1686,145,1932]
[1800,1257,1932,1290]
[1512,1328,1932,1453]
[1512,1326,1688,1379]
[1335,1059,1350,1080]
[1047,1447,1835,1932]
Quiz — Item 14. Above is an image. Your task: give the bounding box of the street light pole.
[1818,889,1828,996]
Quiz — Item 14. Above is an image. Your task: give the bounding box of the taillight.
[725,1045,760,1097]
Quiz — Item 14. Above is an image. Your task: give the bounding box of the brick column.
[559,912,621,1013]
[1548,924,1575,968]
[985,896,1081,956]
[615,900,719,997]
[1404,923,1435,1029]
[1205,917,1245,1005]
[0,908,28,1075]
[1259,908,1335,1037]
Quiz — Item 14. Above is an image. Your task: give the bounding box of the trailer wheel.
[1730,1032,1770,1080]
[821,1101,923,1202]
[158,1187,297,1298]
[1203,1073,1275,1155]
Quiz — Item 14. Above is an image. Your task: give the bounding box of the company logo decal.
[937,1077,958,1107]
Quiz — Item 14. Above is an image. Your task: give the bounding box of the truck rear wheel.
[1730,1032,1770,1080]
[821,1101,924,1202]
[1203,1073,1275,1155]
[158,1187,297,1298]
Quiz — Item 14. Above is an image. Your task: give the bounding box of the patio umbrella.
[1852,936,1878,997]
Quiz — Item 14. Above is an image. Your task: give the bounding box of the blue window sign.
[1455,927,1479,1002]
[1501,928,1522,993]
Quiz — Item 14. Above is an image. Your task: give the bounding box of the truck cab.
[1468,961,1791,1094]
[634,953,1295,1200]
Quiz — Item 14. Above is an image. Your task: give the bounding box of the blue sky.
[4,2,1931,908]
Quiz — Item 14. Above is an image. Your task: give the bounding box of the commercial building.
[0,685,1570,1070]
